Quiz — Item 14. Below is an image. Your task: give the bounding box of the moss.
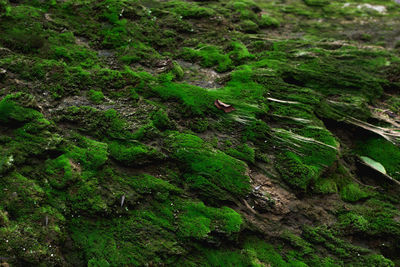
[67,136,109,171]
[0,93,42,123]
[228,41,255,64]
[276,151,318,191]
[120,41,162,65]
[189,118,209,133]
[281,231,314,257]
[88,89,105,104]
[0,27,46,54]
[151,109,171,130]
[226,144,255,164]
[167,132,250,201]
[337,198,400,239]
[151,82,214,116]
[171,61,184,80]
[300,225,392,265]
[69,195,240,266]
[257,14,280,28]
[109,141,163,166]
[213,65,268,118]
[165,1,215,19]
[178,201,242,239]
[314,178,338,194]
[51,44,96,65]
[355,138,400,181]
[362,255,394,267]
[57,106,132,140]
[274,126,338,192]
[199,248,251,267]
[303,0,329,7]
[242,120,271,144]
[1,0,400,265]
[69,213,181,266]
[181,44,233,72]
[45,155,77,190]
[338,212,369,233]
[240,19,259,33]
[0,0,10,17]
[243,236,292,266]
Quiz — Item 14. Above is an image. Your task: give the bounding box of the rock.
[97,50,114,57]
[0,68,6,81]
[0,47,11,57]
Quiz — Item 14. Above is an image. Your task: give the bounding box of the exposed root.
[273,128,339,151]
[267,97,301,104]
[345,116,400,145]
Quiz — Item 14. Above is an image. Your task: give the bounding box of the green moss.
[257,14,280,28]
[45,155,76,190]
[165,1,215,19]
[300,225,392,265]
[151,109,171,130]
[171,61,184,80]
[240,19,259,33]
[129,174,182,199]
[178,201,242,239]
[109,141,163,166]
[0,27,45,54]
[67,137,109,171]
[214,65,268,118]
[0,0,11,17]
[0,172,45,219]
[338,212,369,233]
[88,89,105,104]
[58,106,132,140]
[167,132,250,201]
[51,44,96,66]
[189,118,209,133]
[1,0,399,265]
[0,93,42,123]
[243,237,291,266]
[181,45,233,72]
[303,0,329,7]
[274,126,338,192]
[242,120,271,144]
[226,144,255,164]
[337,199,400,239]
[200,249,250,267]
[69,213,180,266]
[314,178,338,194]
[228,41,255,64]
[119,41,162,64]
[151,82,213,115]
[281,231,313,256]
[355,138,400,180]
[276,151,318,191]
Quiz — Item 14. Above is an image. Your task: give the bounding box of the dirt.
[242,170,339,236]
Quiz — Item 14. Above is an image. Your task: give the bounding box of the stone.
[0,68,6,81]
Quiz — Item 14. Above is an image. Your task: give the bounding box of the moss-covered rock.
[0,0,399,265]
